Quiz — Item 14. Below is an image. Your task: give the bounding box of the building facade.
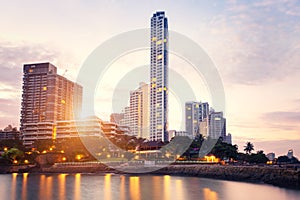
[208,111,226,139]
[20,62,82,147]
[185,102,200,138]
[150,11,169,142]
[120,82,150,139]
[185,101,210,138]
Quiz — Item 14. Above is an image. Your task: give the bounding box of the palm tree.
[244,142,254,154]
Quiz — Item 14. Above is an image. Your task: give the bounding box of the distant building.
[0,130,20,140]
[120,106,130,127]
[185,102,201,138]
[20,62,82,147]
[199,118,209,138]
[168,130,190,141]
[266,152,275,161]
[168,130,176,141]
[185,101,210,138]
[110,113,124,124]
[150,11,169,142]
[127,82,150,138]
[287,149,293,159]
[224,133,232,144]
[199,102,209,121]
[208,111,226,139]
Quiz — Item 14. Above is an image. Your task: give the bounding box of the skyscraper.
[150,11,169,142]
[199,102,209,121]
[20,62,82,147]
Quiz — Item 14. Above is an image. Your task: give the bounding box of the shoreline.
[1,164,299,190]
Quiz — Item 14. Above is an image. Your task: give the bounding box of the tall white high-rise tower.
[150,11,169,142]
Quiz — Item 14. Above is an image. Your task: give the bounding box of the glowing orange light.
[13,160,18,164]
[24,160,29,164]
[62,157,67,161]
[76,155,82,160]
[42,150,47,154]
[4,147,8,151]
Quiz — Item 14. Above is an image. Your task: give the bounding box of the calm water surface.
[0,173,299,200]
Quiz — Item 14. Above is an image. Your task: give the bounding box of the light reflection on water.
[104,174,111,200]
[74,173,81,200]
[0,173,299,200]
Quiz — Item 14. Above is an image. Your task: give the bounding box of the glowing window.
[156,40,162,45]
[43,87,47,91]
[157,55,163,59]
[61,100,66,104]
[152,37,157,41]
[29,69,33,73]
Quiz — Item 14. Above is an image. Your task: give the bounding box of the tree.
[2,148,24,163]
[210,141,238,160]
[277,155,299,164]
[244,142,254,154]
[249,150,268,163]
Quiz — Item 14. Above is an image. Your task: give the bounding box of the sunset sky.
[0,0,299,157]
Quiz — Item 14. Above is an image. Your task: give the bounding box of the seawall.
[155,165,300,190]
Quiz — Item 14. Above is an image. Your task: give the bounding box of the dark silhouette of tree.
[249,150,268,163]
[210,140,238,160]
[277,155,299,164]
[244,142,254,154]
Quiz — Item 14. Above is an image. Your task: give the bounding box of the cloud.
[0,41,68,128]
[262,111,300,124]
[0,41,59,88]
[206,0,300,85]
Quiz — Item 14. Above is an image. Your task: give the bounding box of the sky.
[0,0,299,157]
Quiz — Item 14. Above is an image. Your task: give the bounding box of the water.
[0,173,299,200]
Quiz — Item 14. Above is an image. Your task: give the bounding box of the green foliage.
[2,148,24,163]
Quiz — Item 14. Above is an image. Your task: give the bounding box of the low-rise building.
[0,130,20,140]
